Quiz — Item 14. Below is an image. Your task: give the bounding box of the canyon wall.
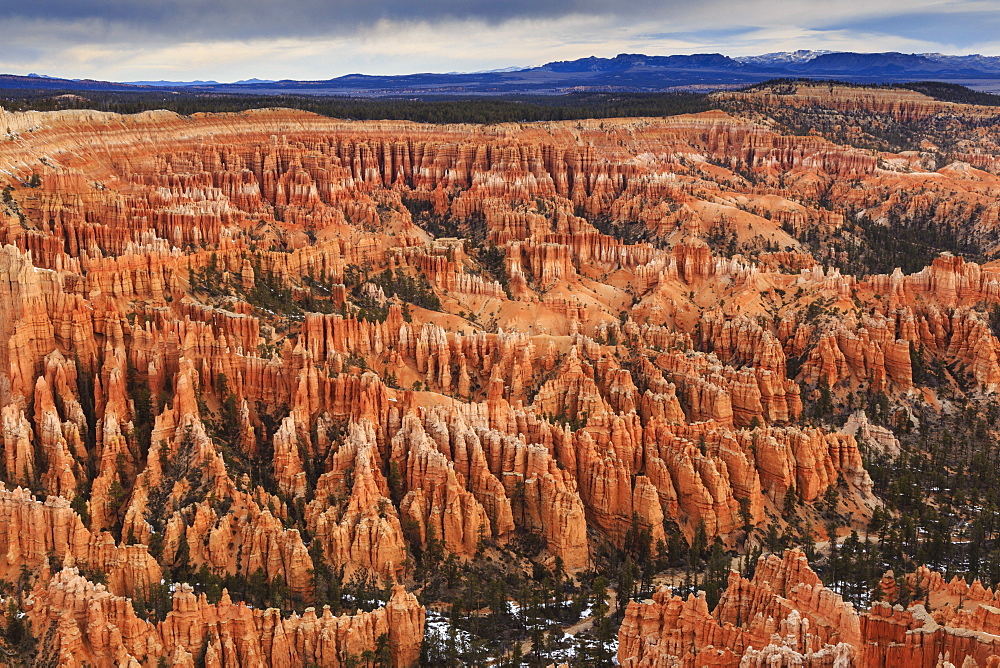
[0,94,999,663]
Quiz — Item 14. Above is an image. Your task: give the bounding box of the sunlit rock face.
[4,89,1000,664]
[619,550,1000,667]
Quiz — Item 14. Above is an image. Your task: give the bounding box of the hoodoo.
[2,79,1000,663]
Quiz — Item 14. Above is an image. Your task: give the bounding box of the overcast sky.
[3,0,1000,82]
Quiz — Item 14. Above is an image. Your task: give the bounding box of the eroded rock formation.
[2,89,1000,663]
[618,550,1000,668]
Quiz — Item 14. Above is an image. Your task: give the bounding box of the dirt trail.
[519,588,618,656]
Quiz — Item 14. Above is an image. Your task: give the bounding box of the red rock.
[618,549,1000,667]
[27,567,425,667]
[5,98,1000,663]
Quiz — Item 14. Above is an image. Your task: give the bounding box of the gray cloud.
[815,9,1000,48]
[638,27,762,42]
[1,0,998,81]
[5,0,985,54]
[6,0,673,42]
[8,0,950,43]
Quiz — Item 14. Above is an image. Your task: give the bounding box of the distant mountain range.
[7,51,1000,97]
[123,78,277,87]
[732,50,835,66]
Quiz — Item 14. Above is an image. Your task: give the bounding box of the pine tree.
[704,539,732,609]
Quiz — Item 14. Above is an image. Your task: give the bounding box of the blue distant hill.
[7,51,1000,97]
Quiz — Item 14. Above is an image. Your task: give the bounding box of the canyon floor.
[2,82,1000,665]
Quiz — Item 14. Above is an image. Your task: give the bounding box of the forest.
[0,88,711,124]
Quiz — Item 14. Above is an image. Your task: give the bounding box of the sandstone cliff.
[618,550,1000,668]
[1,96,1000,664]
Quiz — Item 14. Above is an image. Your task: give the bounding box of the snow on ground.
[424,610,477,652]
[425,601,619,665]
[546,633,619,665]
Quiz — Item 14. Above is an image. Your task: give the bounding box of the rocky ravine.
[1,92,1000,664]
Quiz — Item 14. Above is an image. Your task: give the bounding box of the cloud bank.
[2,0,999,81]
